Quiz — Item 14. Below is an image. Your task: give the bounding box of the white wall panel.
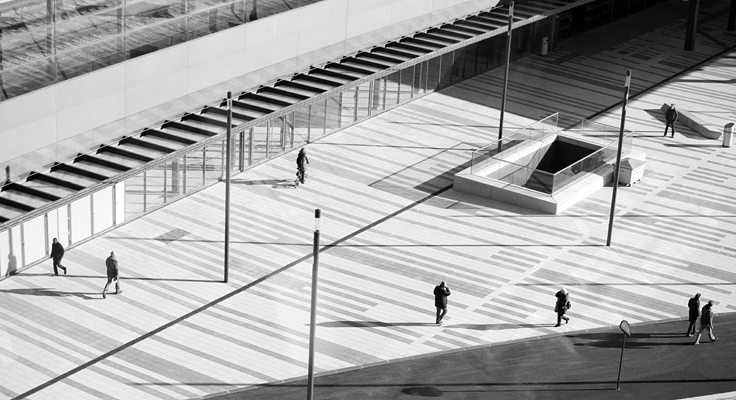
[125,45,189,89]
[188,25,246,67]
[125,68,189,116]
[55,65,126,113]
[56,91,126,142]
[188,49,247,94]
[346,0,392,39]
[297,0,347,55]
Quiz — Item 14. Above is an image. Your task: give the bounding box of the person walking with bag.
[694,300,718,345]
[663,104,678,138]
[554,288,571,327]
[295,148,309,186]
[434,281,451,326]
[102,251,122,299]
[50,238,67,276]
[685,293,701,337]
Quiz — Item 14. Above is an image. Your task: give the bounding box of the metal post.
[616,334,626,390]
[729,0,735,31]
[224,92,232,283]
[498,1,514,140]
[606,70,631,247]
[685,0,700,51]
[307,209,321,400]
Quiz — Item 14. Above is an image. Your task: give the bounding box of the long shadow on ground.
[204,313,736,400]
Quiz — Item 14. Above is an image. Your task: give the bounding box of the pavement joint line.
[192,313,736,399]
[10,178,454,400]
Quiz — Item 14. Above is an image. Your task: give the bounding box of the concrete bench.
[661,103,721,139]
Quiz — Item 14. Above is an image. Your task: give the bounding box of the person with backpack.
[554,288,571,327]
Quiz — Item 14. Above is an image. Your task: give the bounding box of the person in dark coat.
[50,238,67,275]
[694,300,717,345]
[434,281,451,326]
[685,293,701,337]
[295,148,309,185]
[102,251,122,299]
[554,288,571,327]
[663,104,678,138]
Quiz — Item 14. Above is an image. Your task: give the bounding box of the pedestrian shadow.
[318,320,434,328]
[230,178,297,189]
[0,287,98,300]
[447,323,556,330]
[568,332,693,348]
[11,272,217,283]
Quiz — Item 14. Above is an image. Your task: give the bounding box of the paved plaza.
[1,2,736,399]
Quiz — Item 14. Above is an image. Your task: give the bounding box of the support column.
[685,0,700,51]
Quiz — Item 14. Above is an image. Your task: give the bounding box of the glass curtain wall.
[0,22,541,278]
[0,0,325,101]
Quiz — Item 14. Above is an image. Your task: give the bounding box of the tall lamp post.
[498,1,514,141]
[224,91,232,282]
[307,209,321,400]
[606,70,631,247]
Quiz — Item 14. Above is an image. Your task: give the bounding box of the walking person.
[685,293,701,337]
[434,281,451,326]
[663,104,678,138]
[295,148,309,186]
[554,288,571,327]
[102,251,122,299]
[50,238,67,276]
[694,300,718,345]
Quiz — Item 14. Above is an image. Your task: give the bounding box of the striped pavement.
[2,2,736,399]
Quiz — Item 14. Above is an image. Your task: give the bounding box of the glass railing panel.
[0,57,56,101]
[126,16,188,59]
[56,34,125,80]
[324,94,341,135]
[0,225,22,276]
[204,139,225,183]
[93,186,114,234]
[384,72,401,109]
[250,121,269,165]
[293,104,310,145]
[115,182,125,223]
[1,27,54,70]
[54,8,124,53]
[125,171,146,219]
[399,65,415,102]
[166,158,184,199]
[22,215,46,266]
[355,81,371,122]
[426,55,441,92]
[188,2,247,40]
[245,0,290,21]
[145,166,166,210]
[310,98,327,140]
[183,152,204,192]
[70,195,92,244]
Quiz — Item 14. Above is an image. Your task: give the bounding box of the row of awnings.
[0,0,582,226]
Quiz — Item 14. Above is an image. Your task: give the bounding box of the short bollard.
[723,123,734,148]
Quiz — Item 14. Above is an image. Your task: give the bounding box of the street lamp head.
[314,209,321,231]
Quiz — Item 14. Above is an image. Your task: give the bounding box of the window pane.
[294,105,310,147]
[125,172,146,220]
[325,95,341,134]
[384,72,400,108]
[23,215,47,266]
[70,195,92,244]
[309,99,326,141]
[93,186,114,233]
